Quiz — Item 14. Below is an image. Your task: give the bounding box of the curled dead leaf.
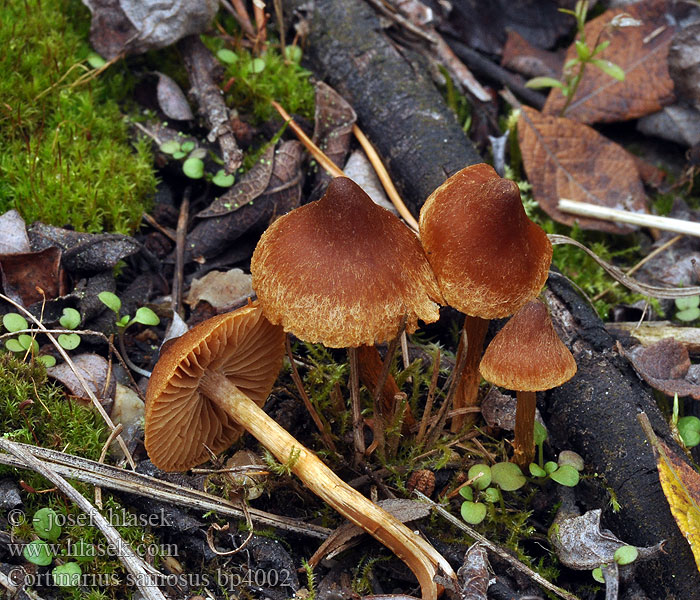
[518,106,646,232]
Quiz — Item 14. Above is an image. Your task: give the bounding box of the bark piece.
[306,0,481,216]
[543,0,677,122]
[518,106,647,233]
[541,276,700,599]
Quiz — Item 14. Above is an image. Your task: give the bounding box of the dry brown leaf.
[518,106,647,233]
[543,0,676,123]
[312,81,356,169]
[501,30,564,79]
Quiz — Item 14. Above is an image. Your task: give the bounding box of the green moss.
[0,0,156,233]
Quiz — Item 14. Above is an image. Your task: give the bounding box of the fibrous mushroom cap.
[251,177,444,348]
[479,299,576,391]
[144,302,285,471]
[419,163,552,319]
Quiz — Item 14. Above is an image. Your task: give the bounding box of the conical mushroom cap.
[251,177,444,348]
[479,300,576,391]
[144,302,285,471]
[419,163,552,319]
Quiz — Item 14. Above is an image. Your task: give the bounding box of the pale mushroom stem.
[199,369,454,600]
[451,315,490,432]
[512,390,537,469]
[348,347,365,465]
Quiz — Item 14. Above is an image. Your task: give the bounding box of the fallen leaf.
[620,339,700,399]
[456,543,489,600]
[501,29,564,79]
[0,210,31,254]
[668,21,700,111]
[637,104,700,148]
[83,0,219,59]
[312,81,356,169]
[46,353,115,410]
[342,150,397,214]
[543,0,676,123]
[196,145,275,218]
[518,106,647,233]
[642,418,700,571]
[0,248,64,307]
[185,268,253,309]
[155,71,193,121]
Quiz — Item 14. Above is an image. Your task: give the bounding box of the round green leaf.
[58,333,81,351]
[33,508,61,541]
[251,57,266,73]
[38,355,57,368]
[159,140,181,155]
[468,464,492,490]
[18,334,38,353]
[217,48,238,64]
[592,566,605,584]
[172,150,186,160]
[544,461,559,474]
[180,140,196,153]
[212,169,235,187]
[3,313,28,332]
[284,45,302,63]
[53,562,82,587]
[86,52,106,69]
[59,308,81,330]
[533,421,547,446]
[459,486,473,501]
[676,307,700,322]
[558,450,585,471]
[5,338,24,353]
[133,306,160,326]
[550,464,580,487]
[460,501,487,525]
[614,545,638,565]
[482,487,501,503]
[23,540,53,566]
[529,463,547,478]
[98,291,121,314]
[183,157,204,179]
[490,462,526,491]
[678,416,700,448]
[675,296,700,310]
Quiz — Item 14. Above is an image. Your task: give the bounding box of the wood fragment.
[606,321,700,355]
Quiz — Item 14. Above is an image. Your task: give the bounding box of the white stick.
[558,199,700,238]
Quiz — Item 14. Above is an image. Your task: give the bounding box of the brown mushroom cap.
[479,299,576,391]
[251,177,443,348]
[419,163,552,319]
[144,302,285,471]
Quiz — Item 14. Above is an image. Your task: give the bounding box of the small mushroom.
[479,299,576,468]
[144,302,454,600]
[419,163,552,431]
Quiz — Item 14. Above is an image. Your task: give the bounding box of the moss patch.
[0,0,156,233]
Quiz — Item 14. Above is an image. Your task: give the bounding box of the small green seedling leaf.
[18,334,38,354]
[58,333,81,351]
[529,463,547,478]
[676,307,700,322]
[575,40,591,61]
[5,338,24,353]
[118,315,131,328]
[284,45,302,63]
[593,40,611,55]
[159,140,181,155]
[180,140,196,153]
[217,48,238,64]
[468,464,492,490]
[482,487,501,503]
[172,150,186,160]
[544,461,559,475]
[491,462,526,491]
[678,416,700,448]
[38,355,57,368]
[460,501,487,525]
[525,76,566,90]
[133,307,160,327]
[459,486,474,501]
[558,450,585,471]
[59,308,81,330]
[53,562,82,587]
[592,566,605,583]
[251,57,266,73]
[3,313,28,332]
[590,59,625,81]
[550,464,580,487]
[183,157,204,179]
[614,545,638,565]
[675,296,700,310]
[533,421,547,446]
[86,52,106,69]
[23,540,53,566]
[212,169,235,187]
[33,508,61,541]
[98,291,121,314]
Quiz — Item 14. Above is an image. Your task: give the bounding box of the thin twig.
[219,0,256,37]
[141,212,177,242]
[95,423,123,509]
[414,491,582,600]
[0,293,135,468]
[0,438,167,600]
